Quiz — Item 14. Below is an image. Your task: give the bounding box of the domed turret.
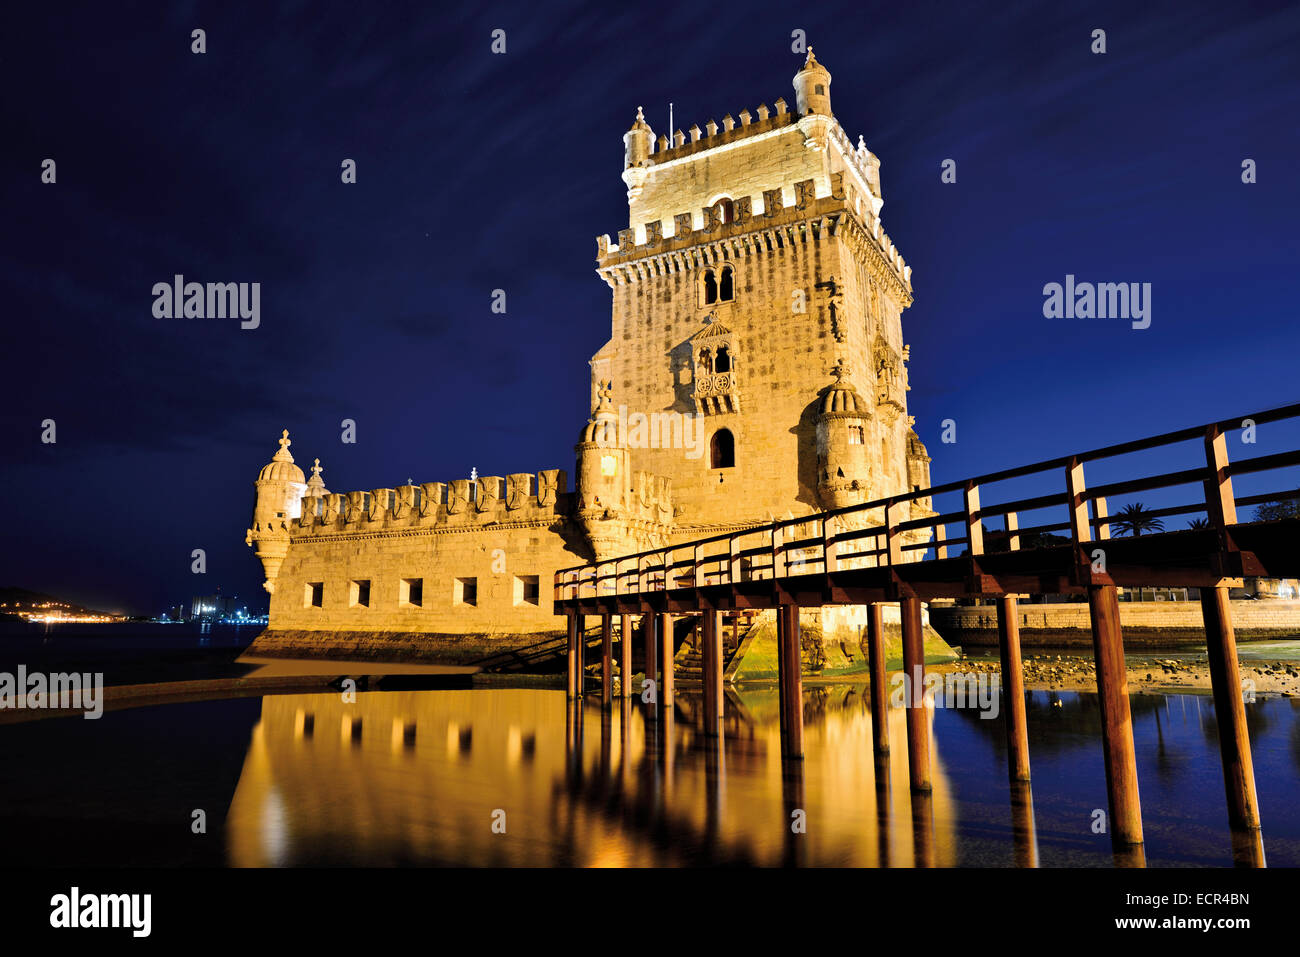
[574,382,632,560]
[305,458,329,497]
[793,48,832,117]
[576,382,627,510]
[623,106,654,170]
[621,107,655,203]
[245,430,309,593]
[816,361,871,509]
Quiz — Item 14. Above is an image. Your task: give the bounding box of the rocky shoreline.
[946,653,1300,697]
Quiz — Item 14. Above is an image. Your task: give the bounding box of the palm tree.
[1112,503,1164,537]
[1187,517,1210,530]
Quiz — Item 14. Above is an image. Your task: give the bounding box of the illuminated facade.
[244,52,931,659]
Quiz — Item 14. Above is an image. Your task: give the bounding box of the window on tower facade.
[702,269,718,305]
[714,346,731,374]
[719,264,734,302]
[713,197,734,224]
[710,429,735,469]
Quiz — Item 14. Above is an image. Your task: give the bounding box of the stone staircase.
[674,611,759,682]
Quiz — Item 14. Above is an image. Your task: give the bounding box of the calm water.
[1,682,1296,866]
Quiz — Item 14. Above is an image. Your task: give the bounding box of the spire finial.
[273,429,295,462]
[312,458,322,477]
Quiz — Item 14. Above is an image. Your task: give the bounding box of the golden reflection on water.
[226,686,963,867]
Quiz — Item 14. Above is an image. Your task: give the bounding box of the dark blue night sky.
[2,1,1298,615]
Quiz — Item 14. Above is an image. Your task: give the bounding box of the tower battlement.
[289,469,571,538]
[634,102,881,199]
[596,176,912,302]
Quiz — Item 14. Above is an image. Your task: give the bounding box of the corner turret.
[245,430,308,593]
[793,48,832,117]
[816,361,871,509]
[622,106,655,202]
[575,382,628,516]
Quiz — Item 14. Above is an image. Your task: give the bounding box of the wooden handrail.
[553,403,1300,597]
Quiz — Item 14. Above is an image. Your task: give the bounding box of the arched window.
[713,197,734,224]
[698,348,713,375]
[703,269,718,305]
[719,265,734,302]
[714,346,731,374]
[710,429,735,469]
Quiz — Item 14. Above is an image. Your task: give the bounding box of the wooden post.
[1093,497,1110,540]
[619,614,633,698]
[1010,781,1039,868]
[996,595,1031,782]
[1066,457,1090,545]
[910,789,935,868]
[777,604,788,746]
[1087,583,1143,846]
[1005,511,1020,551]
[601,614,613,708]
[900,595,931,791]
[702,609,723,737]
[866,602,889,755]
[566,611,580,699]
[643,615,657,712]
[1203,425,1238,527]
[781,603,804,758]
[1201,585,1261,830]
[963,482,983,556]
[658,612,674,710]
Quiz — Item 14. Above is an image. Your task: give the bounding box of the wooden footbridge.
[554,404,1300,857]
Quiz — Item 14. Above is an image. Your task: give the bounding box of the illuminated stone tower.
[245,430,307,593]
[590,49,932,538]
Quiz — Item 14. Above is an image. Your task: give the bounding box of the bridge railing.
[553,403,1300,603]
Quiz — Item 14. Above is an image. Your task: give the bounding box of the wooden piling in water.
[900,595,931,791]
[1010,780,1039,868]
[566,612,581,699]
[1087,583,1143,846]
[996,594,1031,781]
[1201,584,1261,831]
[780,604,804,758]
[702,610,723,736]
[619,614,633,698]
[601,614,613,708]
[657,612,674,710]
[643,614,657,708]
[866,602,889,755]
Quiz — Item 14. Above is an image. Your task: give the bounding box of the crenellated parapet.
[596,176,911,303]
[294,469,570,539]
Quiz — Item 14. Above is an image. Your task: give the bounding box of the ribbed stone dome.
[258,430,306,483]
[820,364,867,415]
[580,383,618,444]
